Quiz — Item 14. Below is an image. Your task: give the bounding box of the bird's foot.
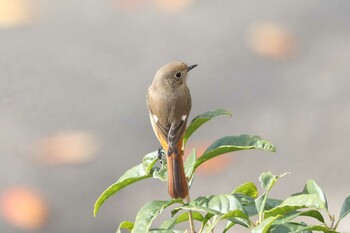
[157,148,165,160]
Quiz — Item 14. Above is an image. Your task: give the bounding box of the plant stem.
[198,223,205,233]
[185,195,196,233]
[334,220,340,230]
[326,210,340,230]
[189,210,195,233]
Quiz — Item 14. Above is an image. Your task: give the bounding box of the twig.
[185,195,196,233]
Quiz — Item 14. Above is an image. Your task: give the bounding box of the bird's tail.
[167,152,188,199]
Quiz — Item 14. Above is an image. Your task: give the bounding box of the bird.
[146,61,197,199]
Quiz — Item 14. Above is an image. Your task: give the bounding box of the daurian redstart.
[146,62,197,199]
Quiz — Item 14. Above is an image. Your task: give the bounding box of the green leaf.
[233,182,258,198]
[94,164,152,217]
[149,229,186,233]
[264,205,302,219]
[251,216,280,233]
[233,194,257,216]
[184,149,196,180]
[222,209,249,221]
[132,200,182,233]
[116,221,134,233]
[184,108,232,145]
[338,193,350,224]
[271,210,325,225]
[195,135,276,169]
[269,223,311,233]
[205,210,250,232]
[160,211,204,230]
[299,210,325,223]
[256,172,288,222]
[153,156,168,182]
[177,194,250,228]
[223,221,235,233]
[264,194,326,219]
[201,212,215,228]
[179,194,246,215]
[220,209,250,227]
[255,195,265,221]
[94,151,160,217]
[260,172,278,190]
[292,225,338,233]
[265,198,283,210]
[142,151,161,173]
[243,205,258,217]
[302,180,328,209]
[269,224,292,233]
[281,194,326,210]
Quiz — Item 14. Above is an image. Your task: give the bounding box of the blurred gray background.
[1,0,350,232]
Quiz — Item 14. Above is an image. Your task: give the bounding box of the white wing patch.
[152,114,159,123]
[181,115,187,121]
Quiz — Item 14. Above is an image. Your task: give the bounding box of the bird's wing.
[167,117,187,154]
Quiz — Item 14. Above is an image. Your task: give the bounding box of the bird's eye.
[175,72,182,78]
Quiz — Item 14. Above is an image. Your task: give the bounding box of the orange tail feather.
[167,153,188,199]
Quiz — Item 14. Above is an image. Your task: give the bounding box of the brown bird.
[146,61,197,199]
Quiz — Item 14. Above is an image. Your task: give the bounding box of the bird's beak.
[188,64,198,71]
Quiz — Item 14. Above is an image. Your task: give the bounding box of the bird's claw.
[157,148,165,160]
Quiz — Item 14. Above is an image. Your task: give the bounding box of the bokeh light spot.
[34,131,99,165]
[0,187,49,230]
[185,141,234,175]
[153,0,195,14]
[0,0,34,28]
[248,23,296,60]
